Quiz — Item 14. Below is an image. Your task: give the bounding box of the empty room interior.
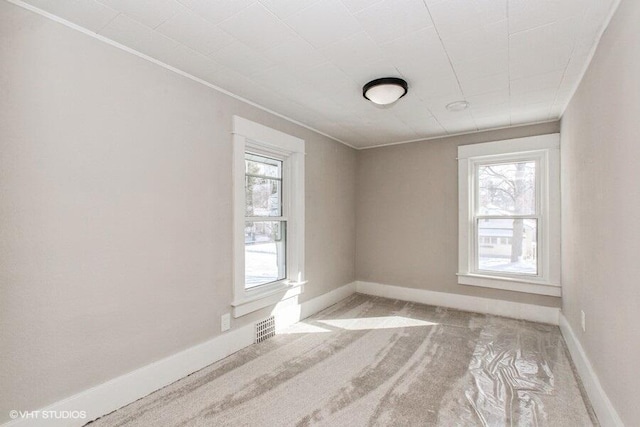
[2,0,639,425]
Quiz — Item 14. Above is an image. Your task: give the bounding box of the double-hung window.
[232,116,305,317]
[244,153,286,288]
[457,134,561,296]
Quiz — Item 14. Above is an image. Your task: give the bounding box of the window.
[244,153,286,288]
[457,134,561,297]
[232,116,305,317]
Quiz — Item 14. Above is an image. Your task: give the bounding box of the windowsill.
[457,273,561,297]
[231,280,306,318]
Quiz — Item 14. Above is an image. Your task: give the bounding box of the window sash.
[473,157,541,218]
[244,152,288,289]
[473,217,540,277]
[244,220,287,289]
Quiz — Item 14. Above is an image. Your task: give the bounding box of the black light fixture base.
[363,77,408,104]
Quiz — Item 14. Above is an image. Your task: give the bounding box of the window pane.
[245,176,281,216]
[477,218,537,275]
[478,161,536,215]
[245,221,286,288]
[245,153,281,178]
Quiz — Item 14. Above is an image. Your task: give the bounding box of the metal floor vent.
[255,316,276,343]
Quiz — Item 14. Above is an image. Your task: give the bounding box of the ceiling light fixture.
[446,100,470,112]
[363,77,408,106]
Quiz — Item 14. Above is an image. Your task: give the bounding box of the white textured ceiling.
[18,0,618,148]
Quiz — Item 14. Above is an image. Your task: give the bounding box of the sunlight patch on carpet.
[318,316,438,331]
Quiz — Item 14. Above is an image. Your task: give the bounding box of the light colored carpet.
[90,294,597,426]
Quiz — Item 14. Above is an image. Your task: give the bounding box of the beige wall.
[356,122,562,307]
[561,0,640,423]
[0,2,355,420]
[6,0,637,422]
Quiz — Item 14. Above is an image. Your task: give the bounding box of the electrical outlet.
[221,313,231,332]
[581,310,586,332]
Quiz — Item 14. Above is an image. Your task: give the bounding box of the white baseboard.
[2,322,255,427]
[2,282,357,427]
[274,281,357,331]
[559,314,624,427]
[6,283,621,427]
[355,281,560,325]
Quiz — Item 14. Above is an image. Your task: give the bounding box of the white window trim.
[457,134,561,297]
[232,116,306,318]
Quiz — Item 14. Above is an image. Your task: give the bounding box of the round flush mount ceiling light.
[446,100,470,112]
[363,77,408,105]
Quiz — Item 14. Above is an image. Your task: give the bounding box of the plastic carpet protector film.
[438,316,595,426]
[90,295,596,426]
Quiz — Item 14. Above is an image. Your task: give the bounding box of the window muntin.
[244,153,286,289]
[473,159,540,277]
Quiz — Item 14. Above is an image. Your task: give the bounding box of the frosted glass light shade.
[363,78,408,105]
